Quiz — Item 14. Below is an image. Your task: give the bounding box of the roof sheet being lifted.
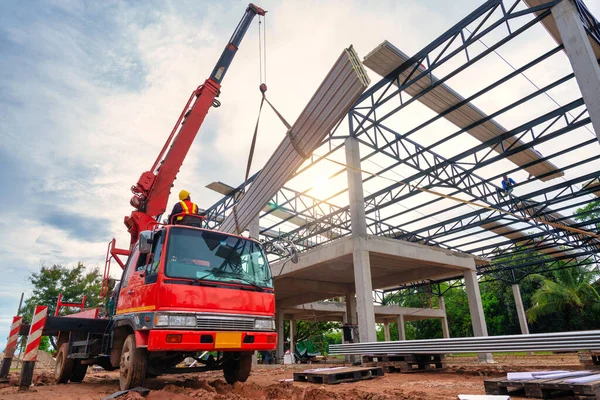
[363,40,564,182]
[219,46,371,234]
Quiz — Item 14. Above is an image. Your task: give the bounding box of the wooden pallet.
[362,354,446,373]
[293,366,384,384]
[364,360,447,373]
[580,352,600,369]
[361,353,444,364]
[484,374,600,399]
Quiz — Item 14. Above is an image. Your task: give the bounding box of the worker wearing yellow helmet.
[168,190,199,222]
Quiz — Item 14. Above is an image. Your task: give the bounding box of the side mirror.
[289,245,299,264]
[273,239,299,264]
[139,230,154,254]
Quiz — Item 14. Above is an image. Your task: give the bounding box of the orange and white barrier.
[23,306,48,362]
[19,305,48,389]
[0,316,23,379]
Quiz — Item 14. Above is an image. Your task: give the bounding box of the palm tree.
[526,266,600,325]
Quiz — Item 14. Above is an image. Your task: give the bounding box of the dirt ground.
[0,354,584,400]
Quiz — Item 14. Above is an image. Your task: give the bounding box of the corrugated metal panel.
[362,40,563,182]
[220,46,370,234]
[330,330,600,355]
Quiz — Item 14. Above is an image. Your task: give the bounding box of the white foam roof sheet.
[220,46,370,234]
[362,40,563,182]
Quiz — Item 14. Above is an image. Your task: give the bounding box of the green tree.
[526,266,600,329]
[22,262,103,350]
[575,199,600,230]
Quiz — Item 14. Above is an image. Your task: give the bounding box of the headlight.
[154,314,196,327]
[169,315,196,327]
[155,314,169,326]
[254,319,275,331]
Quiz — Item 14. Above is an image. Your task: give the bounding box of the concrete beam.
[553,0,600,143]
[360,236,477,270]
[275,278,354,295]
[270,236,354,278]
[371,266,459,289]
[277,292,333,309]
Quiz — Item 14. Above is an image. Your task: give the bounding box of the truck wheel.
[69,360,88,383]
[55,343,75,383]
[119,334,148,390]
[223,351,252,384]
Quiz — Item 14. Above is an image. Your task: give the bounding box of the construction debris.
[484,371,600,398]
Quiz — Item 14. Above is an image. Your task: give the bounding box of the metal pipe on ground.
[329,329,600,355]
[219,46,370,234]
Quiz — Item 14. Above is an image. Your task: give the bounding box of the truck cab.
[107,220,277,388]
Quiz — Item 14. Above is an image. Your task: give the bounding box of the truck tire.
[223,351,252,384]
[69,360,88,383]
[119,334,148,390]
[55,343,75,383]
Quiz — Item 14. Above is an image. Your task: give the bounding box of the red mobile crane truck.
[22,4,281,391]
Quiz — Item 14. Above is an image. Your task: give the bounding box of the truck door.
[126,231,164,313]
[117,245,140,314]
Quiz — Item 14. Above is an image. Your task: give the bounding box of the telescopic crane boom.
[124,4,265,246]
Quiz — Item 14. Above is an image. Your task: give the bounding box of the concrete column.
[463,270,493,363]
[289,319,295,359]
[553,0,600,143]
[275,311,284,364]
[346,137,368,236]
[383,322,391,342]
[345,293,358,326]
[345,137,377,343]
[345,293,360,364]
[397,314,406,341]
[512,284,530,335]
[438,295,451,339]
[248,214,260,239]
[512,283,533,356]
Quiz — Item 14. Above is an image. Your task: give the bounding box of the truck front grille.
[196,316,256,331]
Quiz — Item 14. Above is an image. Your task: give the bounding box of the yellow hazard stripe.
[180,201,189,213]
[116,305,156,315]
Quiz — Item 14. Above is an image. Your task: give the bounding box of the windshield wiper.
[194,269,265,292]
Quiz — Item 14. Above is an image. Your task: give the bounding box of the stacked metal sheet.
[220,46,370,234]
[362,40,563,182]
[329,330,600,355]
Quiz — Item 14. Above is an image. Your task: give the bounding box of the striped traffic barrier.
[0,316,23,379]
[18,306,48,390]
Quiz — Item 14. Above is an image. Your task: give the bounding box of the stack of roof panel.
[330,329,600,355]
[362,40,563,182]
[219,46,370,234]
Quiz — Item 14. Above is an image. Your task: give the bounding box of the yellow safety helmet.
[179,190,191,201]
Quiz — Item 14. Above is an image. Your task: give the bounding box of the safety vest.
[177,200,198,220]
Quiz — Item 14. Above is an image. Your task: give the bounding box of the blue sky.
[1,0,599,352]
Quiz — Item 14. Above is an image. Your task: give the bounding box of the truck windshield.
[165,227,273,289]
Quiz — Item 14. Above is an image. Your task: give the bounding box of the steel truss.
[203,0,600,291]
